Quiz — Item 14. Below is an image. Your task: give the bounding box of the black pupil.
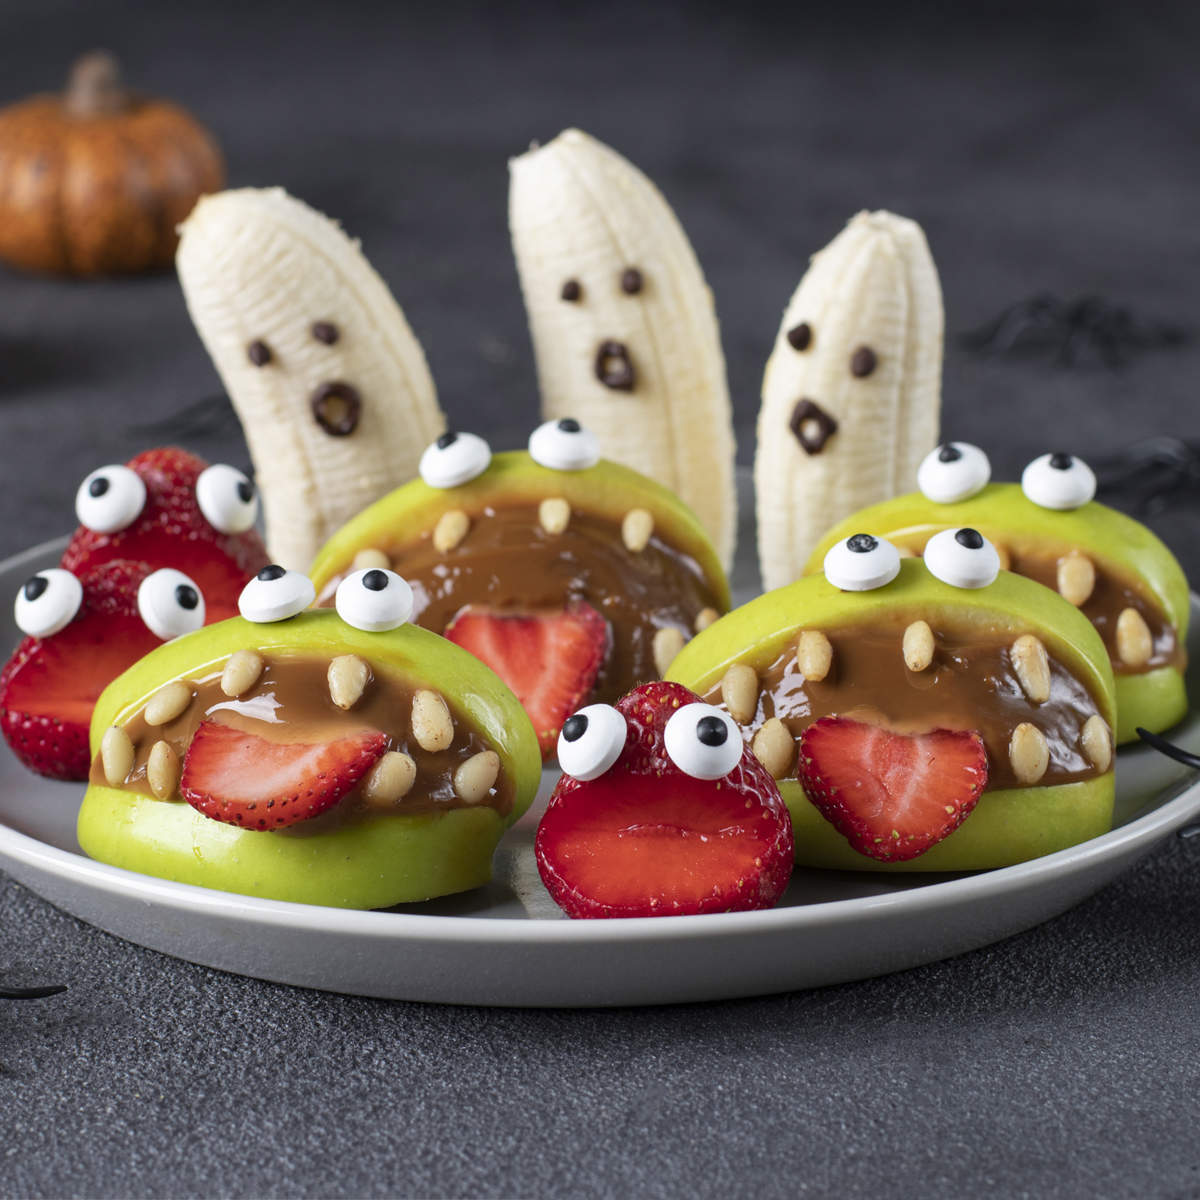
[362,569,389,591]
[236,480,254,504]
[955,528,985,549]
[846,534,878,554]
[436,432,458,450]
[175,585,199,610]
[696,716,728,747]
[1049,452,1074,470]
[937,444,962,463]
[23,575,49,602]
[558,418,581,434]
[258,564,286,581]
[562,714,588,743]
[88,477,110,498]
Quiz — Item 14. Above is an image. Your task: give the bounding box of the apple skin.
[307,451,730,610]
[667,560,1117,871]
[805,483,1190,742]
[77,612,542,908]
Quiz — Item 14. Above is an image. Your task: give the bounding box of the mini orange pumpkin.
[0,52,225,276]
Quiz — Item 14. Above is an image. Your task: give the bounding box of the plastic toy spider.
[1093,436,1200,515]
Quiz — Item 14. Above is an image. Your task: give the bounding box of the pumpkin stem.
[64,50,129,117]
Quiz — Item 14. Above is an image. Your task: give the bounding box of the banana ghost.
[754,210,943,591]
[509,129,737,570]
[177,188,445,572]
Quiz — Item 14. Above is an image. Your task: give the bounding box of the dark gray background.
[2,2,1200,1197]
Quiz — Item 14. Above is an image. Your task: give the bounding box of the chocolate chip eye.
[1021,452,1097,510]
[620,268,643,295]
[196,464,259,535]
[823,534,902,591]
[561,279,582,302]
[786,322,812,351]
[556,703,627,780]
[335,567,414,632]
[247,340,272,367]
[238,567,315,623]
[917,442,991,504]
[663,703,742,780]
[924,527,1001,589]
[419,431,492,489]
[14,569,83,638]
[75,465,147,534]
[528,418,600,471]
[138,569,206,641]
[311,321,339,345]
[850,346,877,377]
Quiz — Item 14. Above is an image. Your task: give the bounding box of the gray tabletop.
[3,2,1200,1197]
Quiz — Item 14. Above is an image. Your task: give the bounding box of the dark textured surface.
[2,2,1200,1197]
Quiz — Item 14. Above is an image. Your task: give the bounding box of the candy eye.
[335,568,414,632]
[1021,452,1096,510]
[664,703,743,780]
[823,533,901,591]
[917,442,991,504]
[557,703,627,780]
[924,527,1000,589]
[196,464,258,534]
[75,465,147,534]
[237,564,315,623]
[418,431,492,489]
[528,418,600,471]
[138,569,205,641]
[14,569,83,638]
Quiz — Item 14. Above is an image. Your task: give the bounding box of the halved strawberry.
[797,717,988,862]
[180,720,387,830]
[535,681,794,918]
[445,602,609,756]
[0,561,167,781]
[62,447,268,620]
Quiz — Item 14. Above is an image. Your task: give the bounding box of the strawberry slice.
[797,717,988,862]
[0,561,167,780]
[535,681,794,918]
[180,721,387,830]
[445,602,608,756]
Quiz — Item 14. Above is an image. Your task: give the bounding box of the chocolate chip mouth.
[311,382,362,436]
[788,398,838,455]
[594,340,635,392]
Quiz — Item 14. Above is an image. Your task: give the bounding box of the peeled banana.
[177,188,445,572]
[754,210,943,591]
[509,129,737,569]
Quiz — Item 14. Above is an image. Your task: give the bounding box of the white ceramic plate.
[0,536,1197,1007]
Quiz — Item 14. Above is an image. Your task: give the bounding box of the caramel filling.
[89,653,512,824]
[320,504,723,702]
[703,623,1108,792]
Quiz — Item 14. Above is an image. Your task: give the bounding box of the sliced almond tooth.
[1057,551,1095,607]
[720,663,759,724]
[693,607,719,634]
[352,547,391,571]
[652,626,686,677]
[902,620,935,672]
[752,718,794,779]
[100,726,134,787]
[1081,715,1112,772]
[220,649,265,698]
[1011,634,1051,703]
[796,630,833,683]
[1116,607,1153,667]
[1009,722,1049,785]
[993,543,1011,571]
[412,689,454,752]
[896,545,916,559]
[144,681,192,727]
[538,497,571,535]
[328,655,370,710]
[454,750,500,804]
[364,751,417,806]
[147,740,180,800]
[432,509,471,553]
[622,508,654,553]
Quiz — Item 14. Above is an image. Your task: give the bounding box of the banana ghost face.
[754,210,944,591]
